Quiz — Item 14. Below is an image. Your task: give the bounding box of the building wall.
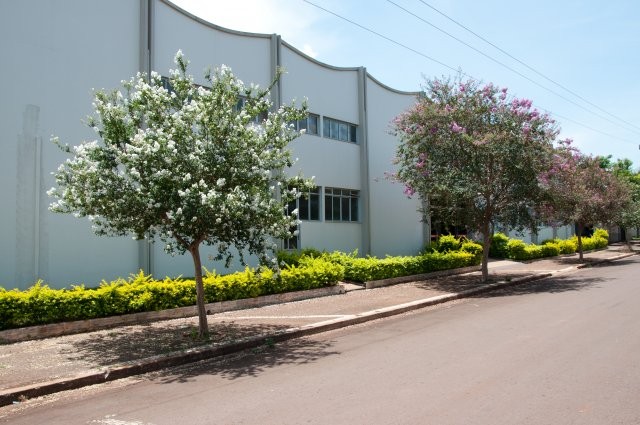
[2,0,512,290]
[365,77,424,256]
[153,0,272,88]
[0,0,141,289]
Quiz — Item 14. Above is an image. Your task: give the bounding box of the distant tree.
[392,77,558,281]
[606,159,640,242]
[48,51,312,338]
[539,140,632,259]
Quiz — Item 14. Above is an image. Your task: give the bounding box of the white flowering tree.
[49,51,312,338]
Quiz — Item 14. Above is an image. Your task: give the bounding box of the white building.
[1,0,426,290]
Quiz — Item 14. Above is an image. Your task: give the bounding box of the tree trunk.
[188,243,209,339]
[622,227,631,250]
[481,222,491,282]
[576,222,584,261]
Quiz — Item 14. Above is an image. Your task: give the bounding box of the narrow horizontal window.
[289,113,320,136]
[322,117,357,143]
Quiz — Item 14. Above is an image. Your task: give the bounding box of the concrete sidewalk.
[1,244,637,407]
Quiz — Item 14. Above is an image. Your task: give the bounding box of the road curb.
[575,252,637,269]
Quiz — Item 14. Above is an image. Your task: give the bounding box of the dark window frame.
[324,187,359,222]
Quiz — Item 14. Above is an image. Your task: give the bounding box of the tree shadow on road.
[411,272,531,293]
[149,335,339,384]
[470,274,608,298]
[587,258,637,268]
[65,319,338,383]
[410,271,608,298]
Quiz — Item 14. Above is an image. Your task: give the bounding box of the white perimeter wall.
[0,0,140,289]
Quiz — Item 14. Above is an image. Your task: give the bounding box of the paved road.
[2,257,639,424]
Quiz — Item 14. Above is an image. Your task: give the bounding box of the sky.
[171,0,640,166]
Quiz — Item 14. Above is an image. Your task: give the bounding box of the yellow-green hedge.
[0,258,344,331]
[320,250,480,282]
[504,229,608,261]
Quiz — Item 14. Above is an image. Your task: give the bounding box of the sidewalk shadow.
[65,321,338,382]
[588,258,637,267]
[412,272,606,297]
[411,272,532,293]
[471,274,607,298]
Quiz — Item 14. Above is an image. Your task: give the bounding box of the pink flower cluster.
[451,122,465,133]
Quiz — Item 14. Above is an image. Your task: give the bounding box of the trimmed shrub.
[593,228,609,240]
[554,238,577,254]
[276,250,302,267]
[506,239,526,260]
[325,251,480,283]
[490,232,510,258]
[434,234,462,253]
[0,260,344,331]
[523,244,544,260]
[540,243,561,257]
[573,232,608,252]
[460,241,483,259]
[276,247,324,267]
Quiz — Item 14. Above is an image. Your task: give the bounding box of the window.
[325,187,359,222]
[291,114,319,136]
[283,187,320,250]
[286,187,320,221]
[283,226,298,250]
[235,96,268,123]
[161,76,174,92]
[322,117,357,143]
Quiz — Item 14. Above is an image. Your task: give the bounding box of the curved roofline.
[162,0,418,94]
[280,39,360,73]
[160,0,272,40]
[366,73,420,96]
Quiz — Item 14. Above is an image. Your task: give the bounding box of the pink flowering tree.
[539,140,632,259]
[393,77,558,281]
[602,158,640,245]
[48,52,313,338]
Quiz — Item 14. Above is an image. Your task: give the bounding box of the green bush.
[0,260,344,331]
[506,239,548,261]
[460,241,483,258]
[276,250,302,267]
[593,228,609,240]
[276,247,324,267]
[572,233,608,252]
[498,228,607,262]
[506,239,526,259]
[434,234,462,253]
[490,232,510,258]
[553,238,577,254]
[326,251,480,282]
[540,243,561,257]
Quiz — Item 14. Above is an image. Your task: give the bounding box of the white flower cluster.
[49,51,312,268]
